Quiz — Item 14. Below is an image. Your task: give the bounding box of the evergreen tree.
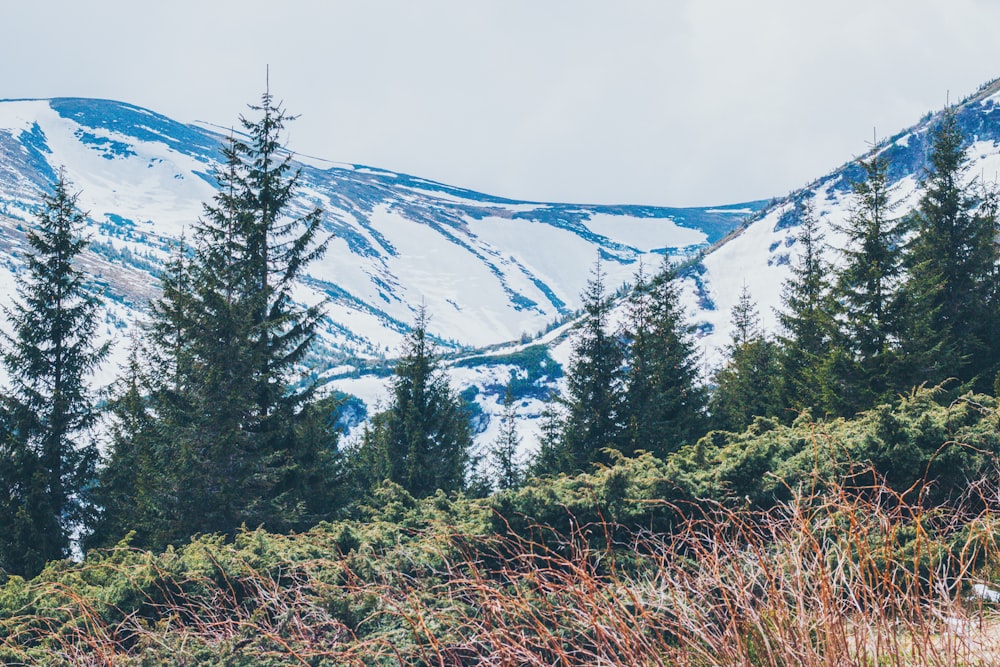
[529,402,566,477]
[709,285,781,432]
[0,174,108,576]
[549,259,624,473]
[490,386,523,491]
[85,335,159,550]
[825,148,906,415]
[146,238,196,397]
[901,107,1000,391]
[0,409,57,577]
[619,260,706,457]
[775,199,836,415]
[278,393,349,526]
[356,308,471,498]
[105,90,339,547]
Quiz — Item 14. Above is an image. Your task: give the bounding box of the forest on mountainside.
[2,92,1000,665]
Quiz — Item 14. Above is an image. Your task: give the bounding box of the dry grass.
[4,470,1000,665]
[376,475,1000,666]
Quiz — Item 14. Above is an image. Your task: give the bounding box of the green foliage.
[0,173,108,577]
[764,122,1000,424]
[3,389,1000,664]
[673,388,1000,509]
[93,90,339,550]
[353,307,472,498]
[85,336,159,552]
[709,286,781,431]
[618,260,707,457]
[825,149,907,414]
[541,258,625,474]
[0,417,60,580]
[776,199,836,415]
[900,106,1000,392]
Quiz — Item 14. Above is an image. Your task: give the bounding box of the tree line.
[0,98,998,579]
[711,107,1000,430]
[525,105,1000,477]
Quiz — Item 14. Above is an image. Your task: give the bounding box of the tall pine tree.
[544,258,624,474]
[776,199,836,415]
[901,106,1000,391]
[825,148,906,415]
[0,174,108,576]
[102,89,340,548]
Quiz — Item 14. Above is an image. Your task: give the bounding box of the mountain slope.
[0,97,761,374]
[6,79,999,461]
[678,78,1000,370]
[445,77,1000,459]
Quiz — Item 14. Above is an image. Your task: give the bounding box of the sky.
[4,1,1000,208]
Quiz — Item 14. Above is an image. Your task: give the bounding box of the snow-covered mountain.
[680,78,1000,371]
[0,96,762,453]
[475,77,1000,455]
[0,98,760,365]
[4,77,999,461]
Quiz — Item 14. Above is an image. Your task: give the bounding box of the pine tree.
[85,335,159,550]
[529,402,566,477]
[0,410,58,577]
[106,89,339,547]
[490,386,523,491]
[776,199,835,415]
[709,285,780,432]
[825,148,906,415]
[0,174,108,576]
[901,107,1000,391]
[356,308,471,498]
[552,258,624,473]
[184,92,329,440]
[146,237,196,398]
[619,260,706,457]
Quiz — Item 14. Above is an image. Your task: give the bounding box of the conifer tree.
[825,148,906,415]
[490,386,523,491]
[776,199,835,415]
[529,402,566,477]
[0,174,108,575]
[146,238,195,397]
[551,258,624,473]
[85,335,159,550]
[901,107,1000,391]
[619,260,706,457]
[0,410,57,577]
[356,308,471,498]
[709,285,780,432]
[107,89,340,547]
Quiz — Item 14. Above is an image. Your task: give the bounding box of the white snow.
[582,212,705,251]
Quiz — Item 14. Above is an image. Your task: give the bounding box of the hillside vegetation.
[3,84,1000,665]
[3,389,1000,665]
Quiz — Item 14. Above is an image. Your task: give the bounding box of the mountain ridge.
[0,96,761,367]
[675,76,1000,372]
[3,80,1000,456]
[0,96,763,454]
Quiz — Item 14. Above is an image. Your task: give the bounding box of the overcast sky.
[4,1,1000,207]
